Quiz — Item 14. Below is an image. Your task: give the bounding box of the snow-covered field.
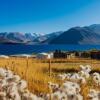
[0,65,100,100]
[0,68,43,100]
[50,65,100,100]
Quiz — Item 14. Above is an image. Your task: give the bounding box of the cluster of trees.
[53,49,100,60]
[53,50,67,58]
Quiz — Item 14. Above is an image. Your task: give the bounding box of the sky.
[0,0,100,34]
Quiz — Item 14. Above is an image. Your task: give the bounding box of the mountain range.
[1,24,100,44]
[0,31,63,44]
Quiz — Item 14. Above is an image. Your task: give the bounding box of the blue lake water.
[0,44,100,55]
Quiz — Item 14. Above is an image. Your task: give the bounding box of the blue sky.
[0,0,100,34]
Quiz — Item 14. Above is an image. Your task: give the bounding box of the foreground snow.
[0,65,100,100]
[0,68,43,100]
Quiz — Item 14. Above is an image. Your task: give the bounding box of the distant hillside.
[88,24,100,34]
[33,31,63,44]
[50,25,100,44]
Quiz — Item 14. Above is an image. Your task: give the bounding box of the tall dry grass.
[0,57,100,99]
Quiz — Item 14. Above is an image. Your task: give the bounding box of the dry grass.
[0,57,100,99]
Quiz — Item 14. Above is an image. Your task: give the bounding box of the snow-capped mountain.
[33,31,63,44]
[0,32,40,44]
[1,24,100,44]
[0,31,62,44]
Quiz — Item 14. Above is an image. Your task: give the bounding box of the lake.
[0,44,100,55]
